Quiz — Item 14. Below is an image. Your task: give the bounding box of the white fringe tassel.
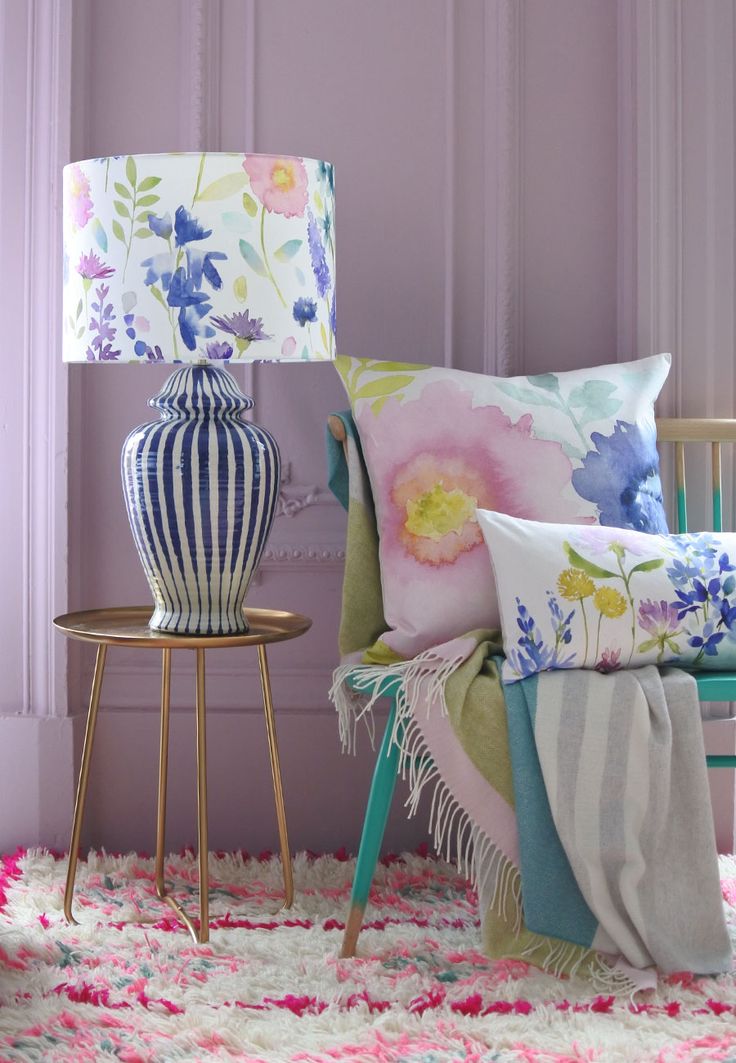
[328,651,518,932]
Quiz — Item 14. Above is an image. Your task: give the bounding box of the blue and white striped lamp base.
[121,365,280,636]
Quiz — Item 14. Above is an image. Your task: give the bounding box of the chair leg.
[341,698,400,958]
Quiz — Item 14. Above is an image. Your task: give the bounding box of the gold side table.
[53,606,311,944]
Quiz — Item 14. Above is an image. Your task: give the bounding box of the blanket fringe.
[329,654,521,937]
[330,657,639,992]
[518,935,640,994]
[329,648,467,755]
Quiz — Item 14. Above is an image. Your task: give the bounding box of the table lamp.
[63,153,335,636]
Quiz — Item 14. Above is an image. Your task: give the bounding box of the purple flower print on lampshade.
[61,153,335,635]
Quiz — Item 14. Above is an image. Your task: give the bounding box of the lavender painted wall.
[1,0,734,854]
[521,0,619,374]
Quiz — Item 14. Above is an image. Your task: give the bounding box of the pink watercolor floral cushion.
[335,354,671,659]
[477,510,736,682]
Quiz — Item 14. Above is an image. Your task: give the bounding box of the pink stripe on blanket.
[410,673,520,867]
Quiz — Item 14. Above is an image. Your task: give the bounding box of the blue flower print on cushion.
[508,599,555,678]
[572,420,667,534]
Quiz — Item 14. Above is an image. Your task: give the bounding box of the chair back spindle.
[674,440,687,533]
[655,418,736,534]
[712,441,723,533]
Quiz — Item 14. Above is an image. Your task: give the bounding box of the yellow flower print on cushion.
[404,483,477,542]
[592,586,627,666]
[557,569,595,601]
[392,454,489,565]
[593,586,627,619]
[557,568,595,662]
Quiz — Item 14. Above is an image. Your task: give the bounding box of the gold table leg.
[152,647,209,944]
[64,644,107,926]
[155,647,172,900]
[153,649,200,943]
[196,648,210,942]
[257,644,294,909]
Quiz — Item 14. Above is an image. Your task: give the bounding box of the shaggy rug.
[0,849,734,1062]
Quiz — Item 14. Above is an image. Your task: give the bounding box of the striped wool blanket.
[327,412,732,983]
[504,664,731,976]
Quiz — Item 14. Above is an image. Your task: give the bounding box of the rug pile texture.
[0,848,735,1062]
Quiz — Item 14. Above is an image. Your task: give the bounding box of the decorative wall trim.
[243,0,256,153]
[483,0,521,376]
[616,0,637,365]
[621,0,682,413]
[259,543,345,568]
[179,0,222,151]
[179,0,257,410]
[621,1,736,839]
[274,462,339,519]
[21,0,72,716]
[443,0,455,369]
[236,0,257,405]
[274,488,338,520]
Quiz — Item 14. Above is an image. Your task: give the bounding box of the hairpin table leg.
[257,644,294,909]
[153,648,199,942]
[64,644,108,926]
[155,647,172,902]
[195,648,210,942]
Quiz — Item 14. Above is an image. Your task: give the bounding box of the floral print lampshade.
[62,153,336,364]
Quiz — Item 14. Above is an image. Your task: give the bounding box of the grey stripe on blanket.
[513,665,732,974]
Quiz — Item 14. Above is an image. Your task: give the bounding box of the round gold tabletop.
[53,606,312,649]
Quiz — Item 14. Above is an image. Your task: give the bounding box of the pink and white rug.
[0,848,734,1062]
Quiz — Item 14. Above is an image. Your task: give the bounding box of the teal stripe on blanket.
[500,662,598,948]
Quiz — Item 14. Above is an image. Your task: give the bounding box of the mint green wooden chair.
[329,415,736,959]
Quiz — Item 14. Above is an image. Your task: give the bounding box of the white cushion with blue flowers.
[476,510,736,683]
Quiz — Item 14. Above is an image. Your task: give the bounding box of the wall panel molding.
[179,0,222,151]
[483,0,521,376]
[243,0,256,152]
[260,542,345,568]
[616,0,637,364]
[619,0,682,411]
[619,0,736,848]
[443,0,456,369]
[229,0,258,413]
[20,0,72,716]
